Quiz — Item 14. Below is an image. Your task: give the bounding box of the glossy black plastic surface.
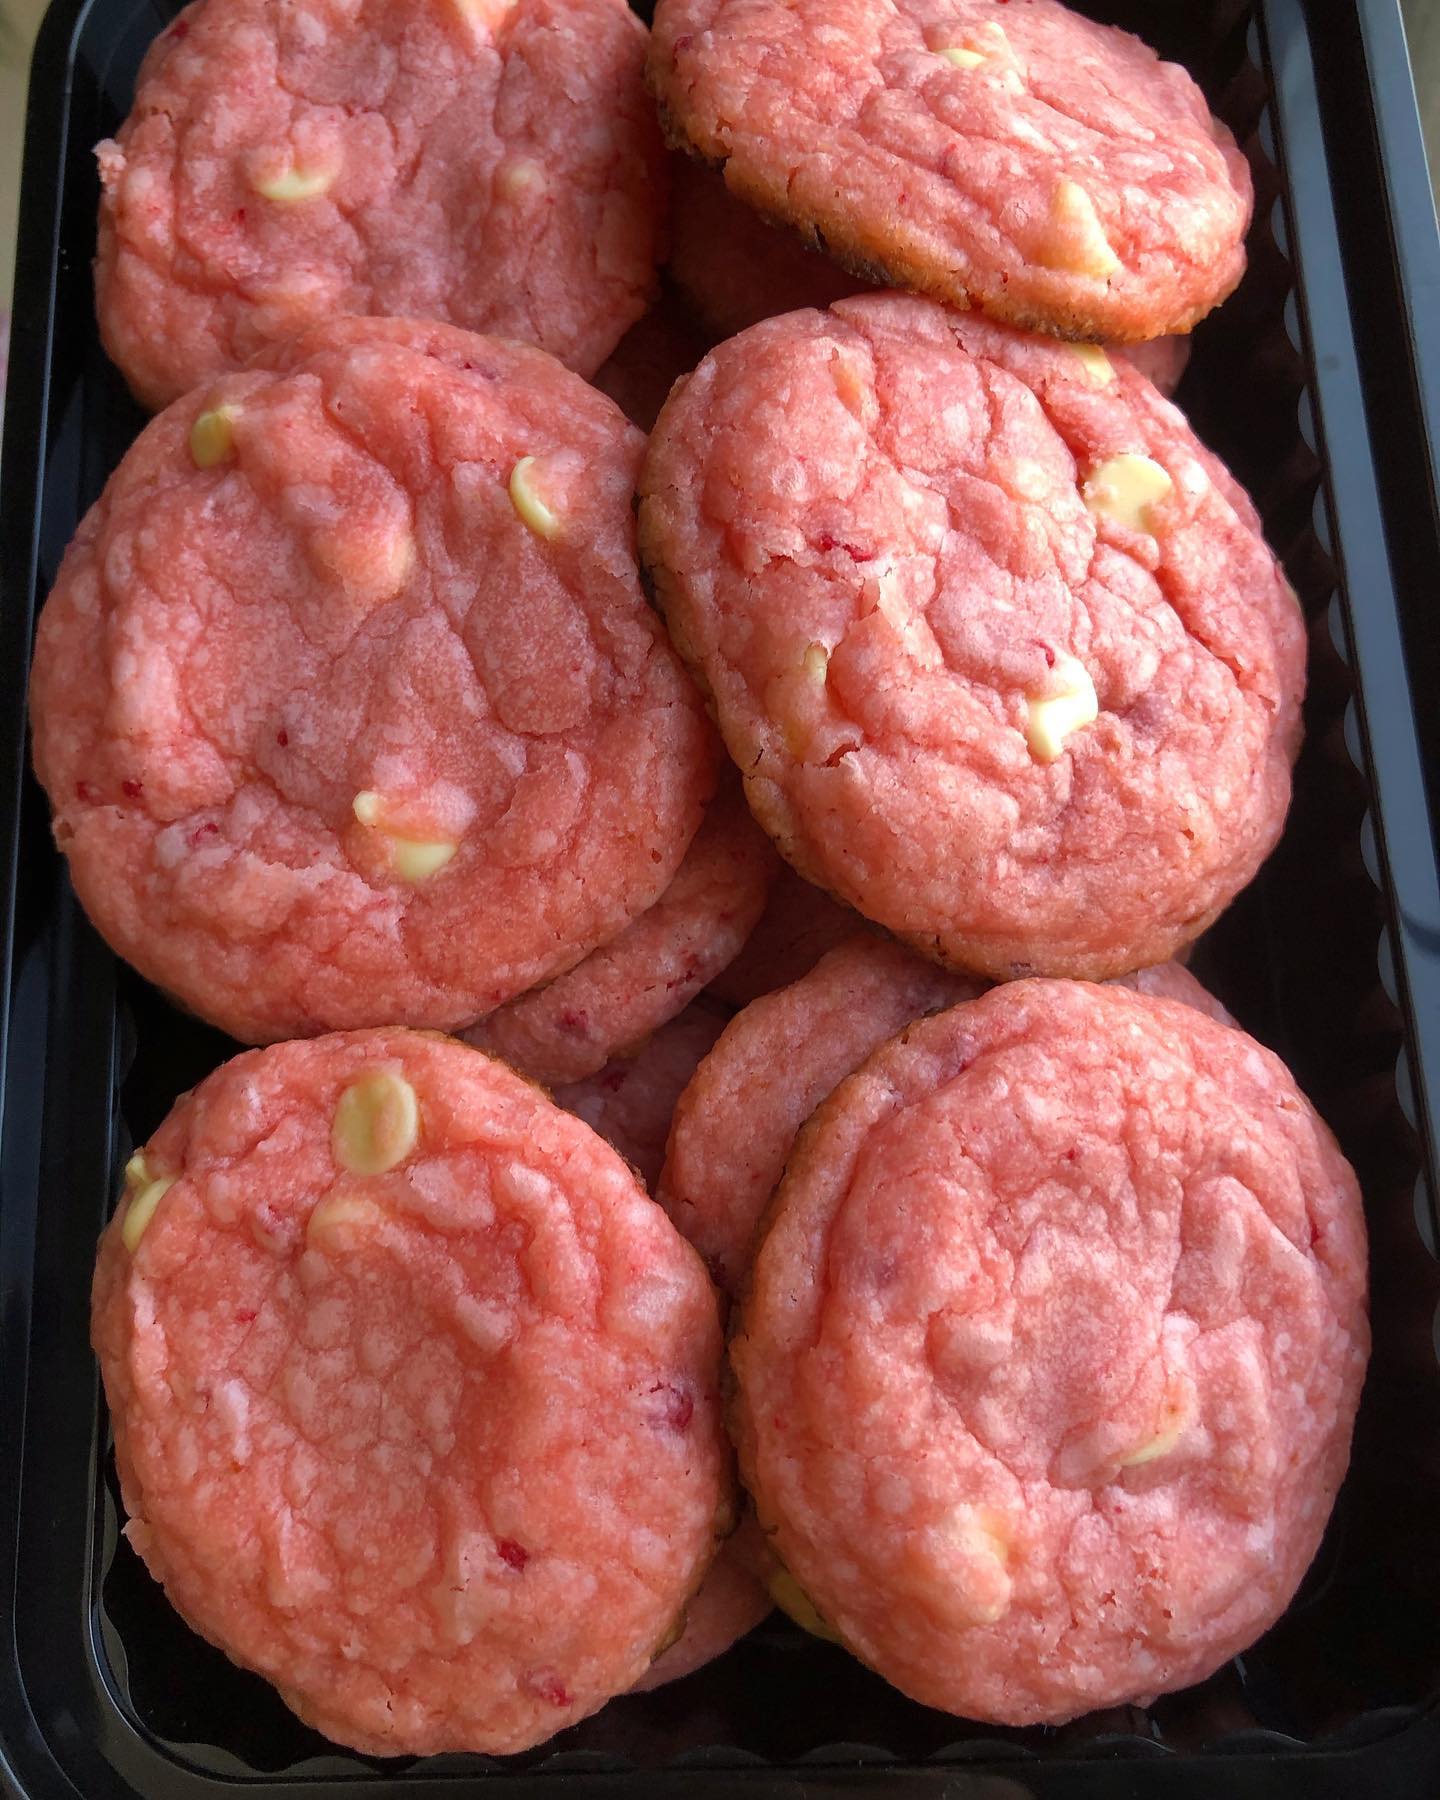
[3,0,1440,1794]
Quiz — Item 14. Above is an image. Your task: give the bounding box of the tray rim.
[3,0,1440,1794]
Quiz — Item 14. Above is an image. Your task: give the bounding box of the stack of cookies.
[32,0,1368,1759]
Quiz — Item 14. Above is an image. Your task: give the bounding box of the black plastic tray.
[4,0,1440,1794]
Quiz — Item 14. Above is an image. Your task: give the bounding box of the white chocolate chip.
[352,792,458,880]
[189,404,240,469]
[1117,1388,1189,1467]
[768,1568,843,1644]
[307,1190,385,1248]
[1045,180,1121,279]
[1082,453,1173,533]
[123,1151,150,1189]
[940,1504,1013,1625]
[1026,653,1099,763]
[1065,343,1115,385]
[389,837,457,882]
[497,158,546,201]
[122,1175,176,1252]
[332,1071,419,1175]
[509,456,561,540]
[453,0,516,32]
[252,162,339,202]
[941,45,985,67]
[803,642,830,683]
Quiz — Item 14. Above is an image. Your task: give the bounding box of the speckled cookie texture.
[31,317,716,1044]
[465,779,776,1085]
[649,0,1251,342]
[95,0,666,410]
[640,294,1305,982]
[730,980,1369,1725]
[665,934,980,1296]
[555,1002,727,1191]
[91,1029,729,1756]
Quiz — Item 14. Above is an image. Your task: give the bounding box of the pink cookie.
[96,0,665,409]
[731,980,1369,1724]
[665,934,980,1296]
[465,780,776,1086]
[670,161,1193,396]
[31,317,716,1043]
[92,1029,729,1756]
[593,287,710,432]
[640,294,1304,982]
[675,930,1228,1295]
[649,0,1251,342]
[707,864,861,1009]
[555,1001,728,1190]
[669,157,865,342]
[1116,957,1235,1027]
[632,1512,771,1690]
[1121,334,1192,399]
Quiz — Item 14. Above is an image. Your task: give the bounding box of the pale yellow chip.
[122,1176,176,1252]
[768,1568,843,1644]
[1045,180,1121,279]
[1026,653,1099,764]
[802,642,830,683]
[332,1071,419,1175]
[352,789,384,827]
[390,837,458,882]
[307,1190,385,1248]
[123,1151,150,1190]
[1065,343,1115,385]
[509,456,561,540]
[497,158,546,201]
[251,162,338,203]
[941,45,985,67]
[1117,1388,1189,1467]
[941,1503,1014,1624]
[189,404,240,470]
[1082,452,1173,533]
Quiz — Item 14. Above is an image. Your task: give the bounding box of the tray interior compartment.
[12,0,1440,1778]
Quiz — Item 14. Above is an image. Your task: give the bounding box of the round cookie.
[707,864,861,1009]
[672,933,1228,1294]
[31,317,716,1043]
[465,779,776,1085]
[665,934,980,1295]
[593,287,710,432]
[555,1001,728,1190]
[632,1513,771,1691]
[640,294,1304,982]
[649,0,1251,342]
[96,0,666,409]
[730,980,1368,1725]
[93,1029,729,1756]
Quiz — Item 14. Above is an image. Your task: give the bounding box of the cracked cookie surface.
[97,0,665,408]
[639,294,1304,981]
[730,979,1368,1724]
[32,317,716,1042]
[649,0,1250,341]
[92,1028,729,1755]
